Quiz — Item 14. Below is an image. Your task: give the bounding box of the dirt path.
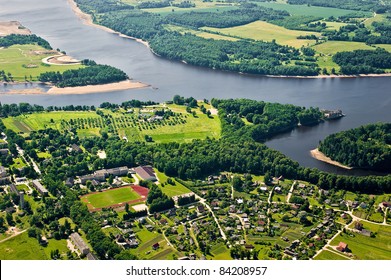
[0,229,27,244]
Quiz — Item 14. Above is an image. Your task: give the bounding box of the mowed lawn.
[82,187,141,209]
[0,231,68,260]
[138,103,221,143]
[202,21,320,48]
[0,44,83,81]
[3,111,99,134]
[155,170,192,197]
[330,222,391,260]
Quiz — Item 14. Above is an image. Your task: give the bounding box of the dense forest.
[38,65,128,87]
[319,123,391,171]
[0,34,51,49]
[287,0,391,13]
[333,49,391,74]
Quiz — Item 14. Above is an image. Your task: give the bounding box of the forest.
[319,123,391,171]
[0,34,51,49]
[38,65,128,87]
[333,49,391,74]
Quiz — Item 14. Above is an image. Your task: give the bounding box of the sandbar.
[310,148,352,170]
[47,80,149,94]
[0,21,31,37]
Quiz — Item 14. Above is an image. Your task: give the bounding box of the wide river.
[0,0,390,174]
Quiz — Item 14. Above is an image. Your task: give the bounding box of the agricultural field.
[0,44,83,81]
[81,186,142,210]
[210,242,231,260]
[331,222,391,260]
[164,24,238,41]
[202,21,320,48]
[313,41,376,55]
[3,103,221,143]
[314,249,349,260]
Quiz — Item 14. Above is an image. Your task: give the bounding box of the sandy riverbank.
[310,148,352,170]
[0,21,31,37]
[47,80,149,94]
[68,0,150,48]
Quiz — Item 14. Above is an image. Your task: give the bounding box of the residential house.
[336,242,348,252]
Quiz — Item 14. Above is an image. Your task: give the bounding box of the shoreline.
[67,0,391,80]
[47,80,149,94]
[310,148,352,170]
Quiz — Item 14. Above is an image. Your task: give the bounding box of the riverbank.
[47,80,149,94]
[310,148,352,170]
[67,0,391,80]
[67,0,150,48]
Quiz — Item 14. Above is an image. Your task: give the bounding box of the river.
[0,0,390,174]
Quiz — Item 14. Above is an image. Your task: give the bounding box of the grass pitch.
[82,186,141,209]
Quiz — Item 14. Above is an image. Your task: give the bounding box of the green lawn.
[314,250,349,260]
[81,187,141,209]
[202,21,320,48]
[16,184,29,192]
[376,44,391,52]
[320,21,348,31]
[11,157,27,169]
[0,44,83,81]
[155,170,192,197]
[210,242,231,260]
[331,222,391,260]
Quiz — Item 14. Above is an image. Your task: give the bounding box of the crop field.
[203,21,320,48]
[3,104,221,143]
[0,44,83,81]
[210,242,231,260]
[81,186,143,210]
[331,222,391,260]
[313,41,376,55]
[314,250,349,260]
[164,24,238,41]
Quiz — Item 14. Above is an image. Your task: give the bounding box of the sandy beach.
[47,80,149,94]
[0,21,31,37]
[310,148,352,170]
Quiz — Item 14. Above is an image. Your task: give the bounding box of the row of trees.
[38,65,128,87]
[319,123,391,171]
[287,0,390,13]
[0,34,51,49]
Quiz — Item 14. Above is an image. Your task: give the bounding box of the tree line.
[38,65,128,87]
[0,34,51,49]
[287,0,390,13]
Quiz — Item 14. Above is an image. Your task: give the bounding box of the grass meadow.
[155,170,192,197]
[0,44,83,81]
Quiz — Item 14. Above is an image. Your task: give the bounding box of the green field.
[210,242,231,260]
[0,44,83,81]
[0,231,69,260]
[376,44,391,52]
[313,41,376,55]
[81,187,141,209]
[203,21,320,48]
[164,24,238,41]
[330,222,391,260]
[256,2,366,18]
[155,170,192,197]
[314,250,349,260]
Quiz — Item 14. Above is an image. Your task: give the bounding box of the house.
[152,243,160,250]
[70,232,90,255]
[32,180,48,196]
[0,166,6,177]
[245,244,254,250]
[145,225,154,231]
[134,165,157,181]
[275,187,282,193]
[336,242,348,252]
[65,177,74,187]
[197,205,205,214]
[354,222,363,231]
[0,149,9,156]
[70,144,83,154]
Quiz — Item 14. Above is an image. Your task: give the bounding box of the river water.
[0,0,390,174]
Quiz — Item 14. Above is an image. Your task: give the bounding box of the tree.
[232,176,243,192]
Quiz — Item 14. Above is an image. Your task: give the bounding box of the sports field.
[81,186,146,210]
[0,44,83,81]
[203,21,320,48]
